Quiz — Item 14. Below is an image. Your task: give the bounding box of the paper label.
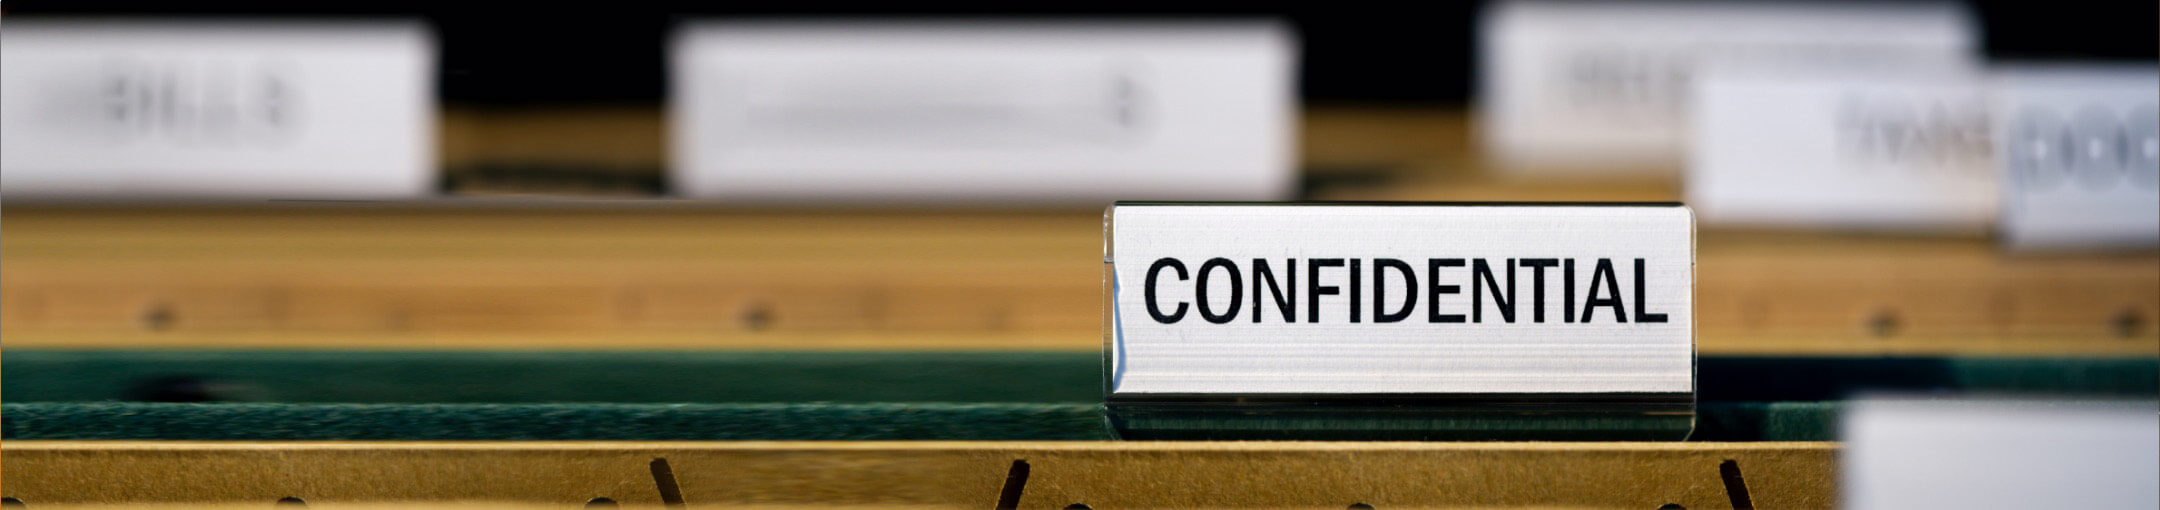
[671,21,1295,203]
[1993,65,2160,250]
[1480,1,1976,173]
[1,20,436,200]
[1106,203,1695,396]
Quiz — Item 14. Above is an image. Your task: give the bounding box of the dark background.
[7,1,2154,106]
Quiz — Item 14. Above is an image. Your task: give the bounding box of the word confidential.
[1141,256,1670,325]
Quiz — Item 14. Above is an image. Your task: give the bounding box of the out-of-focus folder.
[1992,64,2160,251]
[670,20,1297,204]
[1687,64,1995,232]
[1479,1,1976,174]
[0,19,436,201]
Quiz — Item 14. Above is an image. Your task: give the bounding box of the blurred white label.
[1479,1,1976,173]
[1992,65,2160,251]
[1843,398,2160,510]
[1687,67,1995,231]
[671,21,1295,203]
[0,20,436,201]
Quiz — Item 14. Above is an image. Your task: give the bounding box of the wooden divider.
[1,441,1836,508]
[2,205,2153,355]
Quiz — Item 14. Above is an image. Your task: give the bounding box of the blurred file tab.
[1479,1,1975,174]
[670,21,1296,204]
[1993,65,2160,251]
[1687,66,1994,231]
[0,20,437,201]
[1843,399,2160,510]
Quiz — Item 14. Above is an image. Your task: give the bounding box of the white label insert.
[1107,203,1695,396]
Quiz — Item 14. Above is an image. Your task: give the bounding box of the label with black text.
[1105,203,1695,398]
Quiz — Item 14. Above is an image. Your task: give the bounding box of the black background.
[7,1,2154,106]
